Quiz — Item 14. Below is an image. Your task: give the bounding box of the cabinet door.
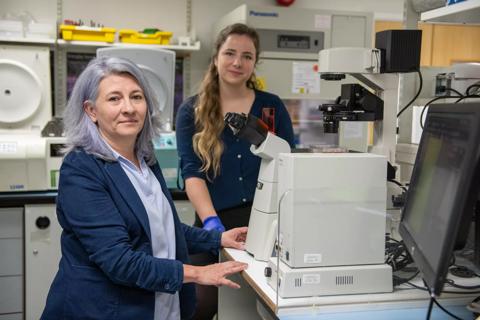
[332,15,370,48]
[431,24,480,66]
[0,208,23,277]
[0,208,23,316]
[0,277,22,314]
[0,208,23,238]
[24,204,62,320]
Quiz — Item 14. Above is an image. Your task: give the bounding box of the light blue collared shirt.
[109,147,180,320]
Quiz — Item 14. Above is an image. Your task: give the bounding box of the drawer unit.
[0,208,22,238]
[0,238,22,276]
[0,276,23,314]
[0,208,23,318]
[0,314,23,320]
[25,204,61,320]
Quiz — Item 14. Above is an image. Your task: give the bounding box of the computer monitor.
[399,102,480,296]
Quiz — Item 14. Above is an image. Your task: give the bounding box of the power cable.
[397,69,423,118]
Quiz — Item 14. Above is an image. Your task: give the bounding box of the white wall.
[293,0,403,20]
[1,0,187,38]
[1,0,57,23]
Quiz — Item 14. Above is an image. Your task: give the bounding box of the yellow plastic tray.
[60,25,116,43]
[119,29,173,45]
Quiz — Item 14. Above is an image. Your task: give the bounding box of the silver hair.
[62,56,162,165]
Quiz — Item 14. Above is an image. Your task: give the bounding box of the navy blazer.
[41,149,221,320]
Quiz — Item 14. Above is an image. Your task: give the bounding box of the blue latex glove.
[202,215,226,232]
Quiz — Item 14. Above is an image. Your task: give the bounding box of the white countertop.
[223,248,479,316]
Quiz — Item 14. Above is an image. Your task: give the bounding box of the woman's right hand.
[183,261,248,289]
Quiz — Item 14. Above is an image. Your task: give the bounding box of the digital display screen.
[277,35,310,50]
[399,103,480,295]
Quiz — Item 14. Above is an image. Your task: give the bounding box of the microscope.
[317,29,422,163]
[320,83,384,134]
[225,112,291,262]
[225,112,394,298]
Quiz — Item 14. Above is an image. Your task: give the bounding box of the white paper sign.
[315,15,331,30]
[292,62,320,94]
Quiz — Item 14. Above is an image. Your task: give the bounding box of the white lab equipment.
[266,152,392,297]
[245,133,291,261]
[318,29,423,164]
[97,47,176,131]
[318,47,401,164]
[267,259,392,298]
[447,62,480,95]
[224,112,291,261]
[0,133,47,191]
[0,45,56,192]
[277,153,387,267]
[318,47,381,76]
[0,45,51,132]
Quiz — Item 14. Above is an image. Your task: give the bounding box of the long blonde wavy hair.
[193,23,260,180]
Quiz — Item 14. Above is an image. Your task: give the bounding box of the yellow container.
[119,29,173,45]
[60,25,116,43]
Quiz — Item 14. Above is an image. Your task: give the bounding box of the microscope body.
[246,133,290,261]
[224,112,291,261]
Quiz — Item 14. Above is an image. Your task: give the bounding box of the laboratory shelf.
[0,37,56,45]
[420,0,480,24]
[56,39,201,53]
[0,37,200,54]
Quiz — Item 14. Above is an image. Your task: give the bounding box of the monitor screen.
[399,102,480,296]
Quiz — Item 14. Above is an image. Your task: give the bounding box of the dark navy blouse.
[175,90,295,212]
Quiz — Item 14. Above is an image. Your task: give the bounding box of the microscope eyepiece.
[224,112,268,146]
[224,112,247,131]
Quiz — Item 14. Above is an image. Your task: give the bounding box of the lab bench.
[219,248,478,320]
[0,189,191,320]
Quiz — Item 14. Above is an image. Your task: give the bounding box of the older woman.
[41,56,248,320]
